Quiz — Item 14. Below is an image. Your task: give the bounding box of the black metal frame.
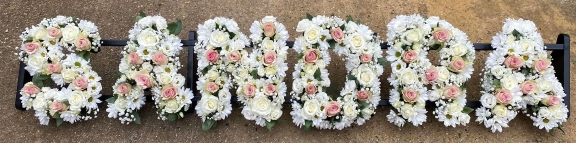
[15,31,570,117]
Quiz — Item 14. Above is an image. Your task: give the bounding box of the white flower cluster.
[194,17,249,125]
[385,14,475,127]
[17,16,102,126]
[106,16,192,124]
[235,16,289,128]
[476,18,567,133]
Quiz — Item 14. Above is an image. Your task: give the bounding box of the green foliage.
[314,68,322,81]
[133,112,141,124]
[303,120,312,132]
[306,13,313,20]
[202,119,216,131]
[167,20,183,35]
[461,107,474,114]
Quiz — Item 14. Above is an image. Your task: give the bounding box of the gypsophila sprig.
[476,18,568,133]
[17,16,102,126]
[385,14,476,127]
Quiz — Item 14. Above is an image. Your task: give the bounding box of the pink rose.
[504,55,524,69]
[161,86,178,100]
[448,57,466,73]
[227,51,241,63]
[21,83,40,97]
[360,53,372,63]
[520,81,537,94]
[433,29,451,42]
[51,101,67,112]
[128,52,143,65]
[135,71,153,88]
[425,67,438,82]
[495,89,512,105]
[205,82,219,94]
[243,84,256,97]
[443,85,461,99]
[205,49,219,63]
[47,28,62,38]
[23,42,41,54]
[152,52,168,65]
[533,58,550,73]
[543,95,560,106]
[116,83,131,95]
[305,84,317,94]
[75,37,92,51]
[73,77,89,90]
[402,50,418,63]
[402,89,419,103]
[46,63,62,74]
[325,101,341,117]
[331,28,344,43]
[304,50,318,64]
[263,52,277,66]
[264,83,276,95]
[263,22,276,38]
[357,90,371,101]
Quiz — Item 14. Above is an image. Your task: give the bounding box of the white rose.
[505,35,515,45]
[61,25,80,42]
[114,97,128,110]
[356,64,376,86]
[362,107,374,116]
[316,59,327,68]
[350,33,365,49]
[490,66,506,78]
[61,69,79,83]
[158,73,173,85]
[210,30,230,47]
[261,38,276,51]
[251,95,272,116]
[400,69,418,85]
[292,80,304,93]
[400,104,416,117]
[206,70,220,81]
[492,105,508,117]
[303,64,317,76]
[142,62,153,72]
[343,104,357,118]
[447,102,464,115]
[269,108,282,120]
[538,108,550,117]
[43,89,58,100]
[218,90,231,101]
[69,90,86,106]
[451,43,468,57]
[304,26,321,43]
[480,94,497,108]
[32,97,48,110]
[403,29,423,44]
[137,30,160,47]
[237,69,249,79]
[437,67,450,82]
[518,39,534,52]
[164,99,181,113]
[500,76,518,90]
[201,95,219,113]
[346,21,358,32]
[302,99,320,118]
[265,66,277,76]
[34,27,48,40]
[548,106,566,120]
[458,114,471,124]
[172,75,186,88]
[27,55,47,71]
[538,80,552,93]
[296,19,311,32]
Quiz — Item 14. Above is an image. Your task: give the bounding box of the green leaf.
[549,128,555,136]
[377,58,387,67]
[56,118,63,127]
[521,68,529,75]
[297,52,304,59]
[167,113,177,122]
[347,74,357,81]
[229,32,236,39]
[32,78,44,88]
[114,71,123,77]
[431,44,441,50]
[250,69,259,79]
[328,40,336,49]
[78,51,90,61]
[167,20,183,35]
[136,11,146,22]
[492,79,501,88]
[53,112,61,119]
[356,20,361,24]
[358,101,370,109]
[202,119,216,131]
[313,68,322,81]
[512,29,522,40]
[36,74,50,80]
[346,15,353,23]
[461,107,474,114]
[201,65,212,75]
[303,120,312,132]
[105,96,117,104]
[266,121,276,131]
[133,112,141,124]
[306,13,313,20]
[139,11,147,17]
[531,105,540,113]
[558,124,566,134]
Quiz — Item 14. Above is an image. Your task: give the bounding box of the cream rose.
[437,67,450,82]
[518,39,534,52]
[361,107,374,116]
[342,104,357,118]
[32,97,48,110]
[114,97,128,110]
[201,95,219,113]
[69,91,86,106]
[356,65,376,86]
[302,99,320,118]
[500,76,518,90]
[210,30,230,47]
[269,109,282,120]
[400,104,416,117]
[490,66,506,78]
[451,43,468,57]
[205,70,220,81]
[296,19,311,32]
[400,69,418,85]
[480,93,497,108]
[34,27,48,40]
[350,33,365,49]
[164,99,181,113]
[158,73,173,85]
[251,95,272,116]
[61,69,79,83]
[261,39,276,51]
[137,30,160,47]
[304,26,321,43]
[447,102,464,115]
[492,105,508,117]
[61,25,80,42]
[403,29,423,43]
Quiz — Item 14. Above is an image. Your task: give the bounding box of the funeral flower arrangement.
[194,17,250,131]
[385,14,475,127]
[476,18,568,133]
[17,16,102,126]
[290,14,384,130]
[106,13,192,124]
[235,16,289,130]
